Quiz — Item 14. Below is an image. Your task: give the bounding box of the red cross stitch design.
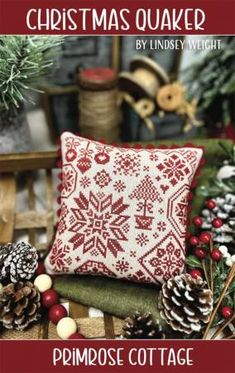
[68,191,130,258]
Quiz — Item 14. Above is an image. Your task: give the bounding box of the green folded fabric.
[54,275,167,328]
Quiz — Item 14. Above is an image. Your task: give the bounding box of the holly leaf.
[186,255,203,269]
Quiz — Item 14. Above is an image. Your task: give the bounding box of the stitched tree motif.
[129,175,162,230]
[68,192,130,258]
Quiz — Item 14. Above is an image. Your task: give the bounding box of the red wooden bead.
[49,304,67,324]
[193,216,203,227]
[189,269,202,279]
[189,236,199,246]
[211,249,222,262]
[35,261,45,276]
[221,306,233,319]
[206,199,216,210]
[68,333,86,339]
[199,232,212,244]
[42,289,59,309]
[194,247,207,259]
[212,218,223,229]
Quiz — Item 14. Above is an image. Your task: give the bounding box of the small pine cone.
[159,274,213,335]
[122,312,165,339]
[0,242,38,283]
[201,194,235,251]
[0,281,41,331]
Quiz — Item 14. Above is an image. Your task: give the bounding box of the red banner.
[0,0,234,35]
[0,340,234,373]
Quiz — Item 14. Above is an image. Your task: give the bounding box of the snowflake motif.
[157,221,167,232]
[114,180,126,193]
[80,176,91,189]
[157,153,190,186]
[115,260,129,273]
[136,233,149,247]
[94,169,111,188]
[114,153,141,176]
[68,192,130,258]
[49,239,70,272]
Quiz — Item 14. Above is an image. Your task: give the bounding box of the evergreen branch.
[0,36,63,110]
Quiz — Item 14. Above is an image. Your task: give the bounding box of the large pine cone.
[0,242,38,283]
[122,312,165,339]
[159,274,213,335]
[0,281,41,331]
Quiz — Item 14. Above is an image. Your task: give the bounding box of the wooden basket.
[0,151,124,339]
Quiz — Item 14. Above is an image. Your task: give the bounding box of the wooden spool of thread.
[77,68,121,143]
[119,56,169,99]
[131,68,160,97]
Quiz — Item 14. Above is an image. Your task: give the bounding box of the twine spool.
[78,68,121,143]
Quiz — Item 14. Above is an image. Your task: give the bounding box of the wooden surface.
[0,174,16,244]
[0,151,58,172]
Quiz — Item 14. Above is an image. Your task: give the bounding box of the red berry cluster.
[188,199,224,279]
[35,263,85,339]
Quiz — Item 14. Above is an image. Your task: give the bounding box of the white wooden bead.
[34,274,52,293]
[56,317,77,339]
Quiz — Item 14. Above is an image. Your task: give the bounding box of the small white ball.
[34,274,52,293]
[56,317,77,339]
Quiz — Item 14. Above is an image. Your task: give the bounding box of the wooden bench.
[0,151,124,339]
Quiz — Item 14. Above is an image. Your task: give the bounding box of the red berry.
[68,333,86,339]
[193,216,203,227]
[221,306,233,319]
[189,236,199,246]
[199,232,212,244]
[211,249,222,262]
[194,247,207,259]
[190,269,202,279]
[206,199,216,210]
[212,218,223,229]
[42,289,59,309]
[35,261,45,276]
[49,304,67,324]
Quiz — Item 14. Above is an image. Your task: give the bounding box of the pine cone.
[122,312,165,339]
[0,242,38,283]
[0,281,41,331]
[201,194,235,252]
[159,274,213,335]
